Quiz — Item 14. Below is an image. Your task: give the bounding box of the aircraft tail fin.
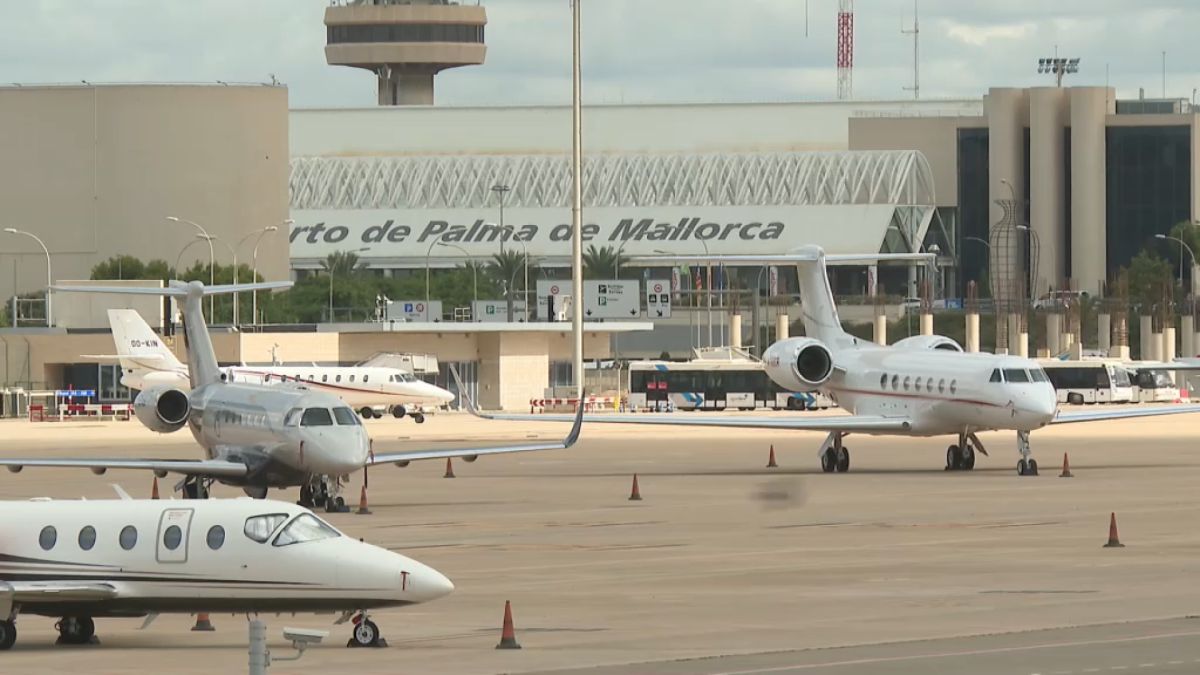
[107,309,186,386]
[57,281,293,388]
[788,246,851,347]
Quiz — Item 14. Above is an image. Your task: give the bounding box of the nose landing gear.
[347,613,387,648]
[299,475,349,512]
[1015,430,1039,476]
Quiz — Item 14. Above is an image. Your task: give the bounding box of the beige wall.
[847,116,978,207]
[1029,87,1069,295]
[1069,87,1115,295]
[0,85,290,316]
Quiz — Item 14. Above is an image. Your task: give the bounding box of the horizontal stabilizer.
[630,252,935,266]
[53,280,294,297]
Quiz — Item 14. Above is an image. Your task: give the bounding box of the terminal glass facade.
[327,24,485,44]
[956,128,989,296]
[1106,125,1192,273]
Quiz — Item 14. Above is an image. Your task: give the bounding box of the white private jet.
[0,281,583,506]
[0,495,453,650]
[101,309,454,422]
[480,246,1200,476]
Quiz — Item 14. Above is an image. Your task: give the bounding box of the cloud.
[943,20,1035,47]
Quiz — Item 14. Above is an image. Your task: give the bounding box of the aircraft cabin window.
[332,407,360,425]
[163,525,183,551]
[363,375,369,383]
[1004,369,1031,383]
[926,379,934,393]
[938,379,946,394]
[336,375,342,383]
[879,373,887,389]
[207,525,226,550]
[39,525,57,550]
[950,379,958,394]
[244,514,290,543]
[990,369,1002,383]
[890,375,899,390]
[119,525,138,550]
[300,408,334,427]
[322,374,328,383]
[273,514,341,547]
[903,376,911,391]
[78,526,96,551]
[349,375,356,383]
[914,377,923,390]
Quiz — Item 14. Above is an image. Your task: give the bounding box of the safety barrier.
[529,397,619,413]
[29,403,133,422]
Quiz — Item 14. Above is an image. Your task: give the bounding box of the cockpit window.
[990,369,1002,383]
[244,513,290,543]
[300,408,333,426]
[1003,368,1031,383]
[273,514,340,547]
[1030,368,1049,383]
[332,407,360,425]
[283,407,302,426]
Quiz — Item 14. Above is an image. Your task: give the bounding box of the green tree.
[321,251,365,278]
[1125,249,1173,312]
[582,244,624,278]
[489,250,538,319]
[91,256,172,281]
[1160,221,1200,293]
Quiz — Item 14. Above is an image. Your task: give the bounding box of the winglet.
[564,400,584,447]
[450,365,487,418]
[450,364,582,447]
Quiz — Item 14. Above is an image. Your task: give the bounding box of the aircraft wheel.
[0,620,16,650]
[962,445,976,470]
[298,485,314,508]
[945,445,962,471]
[835,447,850,473]
[350,618,380,648]
[57,616,94,645]
[391,405,407,419]
[820,448,837,473]
[413,413,426,424]
[359,407,374,419]
[1017,459,1039,476]
[1028,459,1039,476]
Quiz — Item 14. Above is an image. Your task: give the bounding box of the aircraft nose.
[405,563,455,602]
[428,383,456,404]
[1031,387,1058,421]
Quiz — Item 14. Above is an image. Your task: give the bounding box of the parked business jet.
[0,495,453,650]
[481,246,1200,476]
[0,281,583,505]
[103,309,453,422]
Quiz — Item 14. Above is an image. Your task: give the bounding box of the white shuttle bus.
[627,354,833,412]
[1038,359,1135,404]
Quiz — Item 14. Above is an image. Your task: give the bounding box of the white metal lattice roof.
[290,150,936,211]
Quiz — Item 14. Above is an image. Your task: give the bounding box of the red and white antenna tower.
[836,0,854,100]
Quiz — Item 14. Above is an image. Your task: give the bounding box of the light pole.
[438,242,478,320]
[3,228,52,327]
[238,222,286,325]
[424,235,446,321]
[1156,233,1196,294]
[167,216,215,322]
[491,184,511,256]
[328,247,370,323]
[200,235,237,324]
[569,0,584,398]
[1036,55,1080,87]
[1016,224,1040,302]
[175,237,208,277]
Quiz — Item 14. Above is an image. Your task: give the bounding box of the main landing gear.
[181,475,211,500]
[0,619,15,650]
[818,432,850,473]
[1016,430,1039,476]
[945,432,983,471]
[55,616,96,646]
[299,475,349,513]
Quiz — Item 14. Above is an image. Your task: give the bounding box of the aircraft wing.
[1051,403,1200,425]
[470,410,910,433]
[0,458,248,478]
[368,399,583,465]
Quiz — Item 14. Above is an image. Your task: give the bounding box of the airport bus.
[626,358,833,412]
[1129,368,1180,403]
[1037,359,1134,404]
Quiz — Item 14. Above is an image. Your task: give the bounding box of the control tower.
[325,0,487,106]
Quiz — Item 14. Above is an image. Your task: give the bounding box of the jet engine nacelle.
[133,386,191,434]
[763,337,834,392]
[892,335,964,352]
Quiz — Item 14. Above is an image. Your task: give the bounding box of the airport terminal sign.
[288,205,901,262]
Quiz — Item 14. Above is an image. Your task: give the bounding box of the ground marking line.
[705,629,1200,675]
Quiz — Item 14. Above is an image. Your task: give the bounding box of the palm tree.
[321,251,365,277]
[490,250,538,320]
[582,245,624,278]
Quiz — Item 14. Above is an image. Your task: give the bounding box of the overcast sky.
[2,1,1198,108]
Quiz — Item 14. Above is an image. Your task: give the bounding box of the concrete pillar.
[1007,314,1020,356]
[873,314,887,346]
[1029,87,1069,297]
[1069,340,1083,360]
[1182,315,1196,358]
[1047,313,1062,356]
[730,314,743,349]
[1069,87,1116,295]
[776,313,789,340]
[1139,315,1154,361]
[986,88,1029,303]
[965,312,980,353]
[1163,326,1177,363]
[920,313,933,336]
[1017,331,1029,358]
[1149,333,1163,362]
[1110,345,1131,360]
[1098,313,1111,354]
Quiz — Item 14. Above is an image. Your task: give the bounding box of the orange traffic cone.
[444,458,456,479]
[151,477,160,500]
[628,474,642,501]
[767,445,778,468]
[356,484,372,515]
[1104,512,1125,548]
[191,613,215,631]
[495,600,521,650]
[1060,453,1073,478]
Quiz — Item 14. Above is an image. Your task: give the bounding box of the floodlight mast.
[1037,57,1080,87]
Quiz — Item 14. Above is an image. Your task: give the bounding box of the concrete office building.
[850,86,1200,299]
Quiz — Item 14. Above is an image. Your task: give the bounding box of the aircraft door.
[156,508,194,564]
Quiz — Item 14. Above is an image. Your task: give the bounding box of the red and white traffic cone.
[495,601,521,650]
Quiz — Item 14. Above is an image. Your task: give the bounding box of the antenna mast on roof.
[901,1,919,99]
